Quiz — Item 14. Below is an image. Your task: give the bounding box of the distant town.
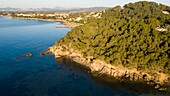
[0,7,106,28]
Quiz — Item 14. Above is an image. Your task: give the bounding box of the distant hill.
[0,7,110,12]
[0,7,21,11]
[69,7,110,13]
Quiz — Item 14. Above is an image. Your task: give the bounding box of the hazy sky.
[0,0,169,8]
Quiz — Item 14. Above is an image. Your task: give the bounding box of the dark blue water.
[0,16,169,96]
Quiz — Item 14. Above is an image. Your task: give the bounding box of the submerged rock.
[17,56,25,59]
[26,53,33,57]
[17,53,33,59]
[40,52,45,57]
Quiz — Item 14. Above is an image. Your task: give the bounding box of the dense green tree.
[56,1,170,74]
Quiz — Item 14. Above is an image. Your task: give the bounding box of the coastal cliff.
[47,44,170,90]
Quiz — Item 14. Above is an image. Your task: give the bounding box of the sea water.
[0,16,168,96]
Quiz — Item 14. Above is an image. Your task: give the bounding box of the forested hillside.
[56,1,170,74]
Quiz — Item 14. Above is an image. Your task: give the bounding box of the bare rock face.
[48,44,170,90]
[90,60,105,72]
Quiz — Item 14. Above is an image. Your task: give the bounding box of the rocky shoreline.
[1,15,81,28]
[55,20,82,28]
[14,17,80,28]
[47,44,170,91]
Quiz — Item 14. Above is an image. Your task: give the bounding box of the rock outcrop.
[47,44,170,90]
[26,53,33,57]
[17,53,33,59]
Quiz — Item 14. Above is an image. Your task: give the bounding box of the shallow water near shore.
[0,16,169,96]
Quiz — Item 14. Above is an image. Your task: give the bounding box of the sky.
[0,0,169,8]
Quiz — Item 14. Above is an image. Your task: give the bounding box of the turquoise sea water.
[0,16,169,96]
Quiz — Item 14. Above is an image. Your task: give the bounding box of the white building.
[76,17,82,21]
